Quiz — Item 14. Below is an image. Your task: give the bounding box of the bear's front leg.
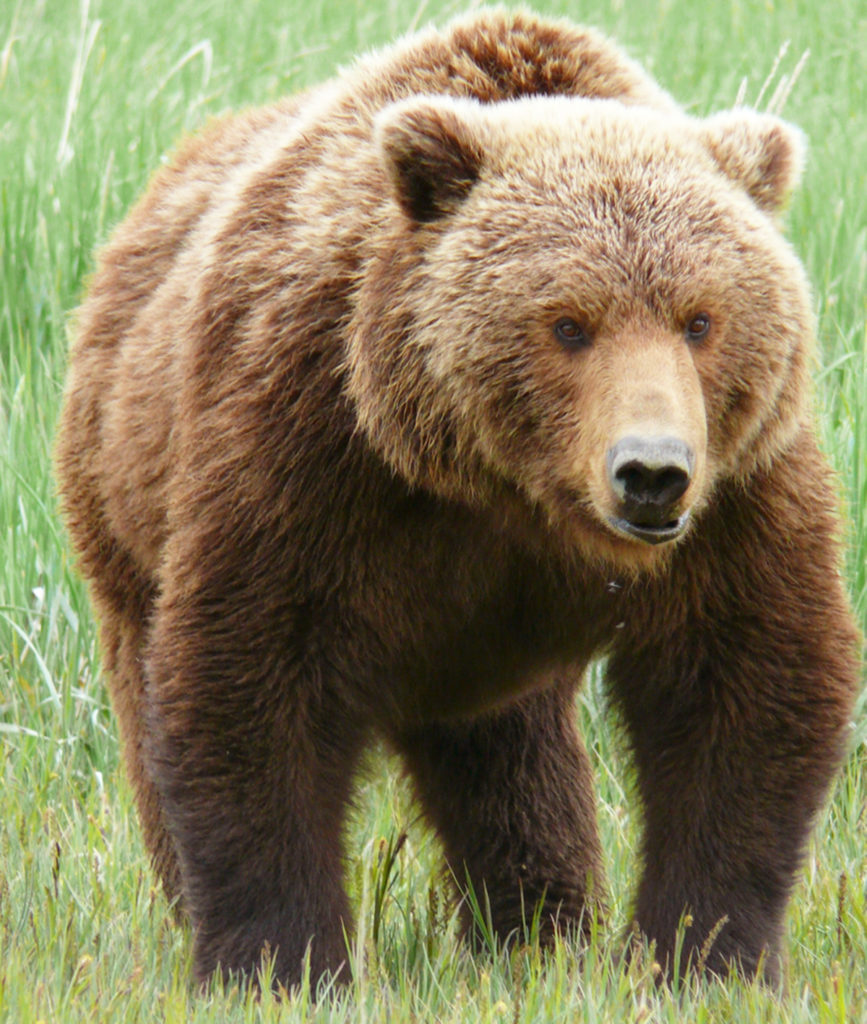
[144,556,368,989]
[606,446,859,984]
[395,679,605,946]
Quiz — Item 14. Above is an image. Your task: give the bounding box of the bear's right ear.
[375,98,485,223]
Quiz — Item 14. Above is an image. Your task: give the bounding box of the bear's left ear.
[699,109,805,214]
[375,97,485,223]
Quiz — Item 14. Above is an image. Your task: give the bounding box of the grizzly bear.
[55,8,859,991]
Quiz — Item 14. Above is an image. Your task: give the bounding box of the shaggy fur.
[55,9,860,990]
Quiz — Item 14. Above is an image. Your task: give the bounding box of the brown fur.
[55,9,860,990]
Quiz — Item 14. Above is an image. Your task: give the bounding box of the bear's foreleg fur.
[606,431,859,984]
[143,536,370,984]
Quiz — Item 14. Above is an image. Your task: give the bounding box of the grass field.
[1,0,865,1020]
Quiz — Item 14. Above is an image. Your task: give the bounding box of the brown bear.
[55,8,860,991]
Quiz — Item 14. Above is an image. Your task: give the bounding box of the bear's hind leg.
[395,680,604,947]
[56,318,184,903]
[96,564,183,905]
[60,496,183,904]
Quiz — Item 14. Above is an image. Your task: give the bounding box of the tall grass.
[1,0,864,1020]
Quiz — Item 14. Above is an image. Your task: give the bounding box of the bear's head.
[347,94,811,570]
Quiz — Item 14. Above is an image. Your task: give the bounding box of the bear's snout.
[606,435,694,544]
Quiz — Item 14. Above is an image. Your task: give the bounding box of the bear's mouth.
[606,511,691,545]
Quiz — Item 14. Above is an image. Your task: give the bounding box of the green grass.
[1,0,865,1020]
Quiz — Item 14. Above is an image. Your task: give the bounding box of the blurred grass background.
[1,0,864,1020]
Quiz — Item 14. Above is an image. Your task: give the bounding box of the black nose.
[607,436,693,527]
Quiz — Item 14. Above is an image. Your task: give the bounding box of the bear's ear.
[700,109,805,214]
[375,98,485,223]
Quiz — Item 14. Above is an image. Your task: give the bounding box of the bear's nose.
[607,436,693,527]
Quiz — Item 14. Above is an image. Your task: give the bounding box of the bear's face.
[348,96,811,570]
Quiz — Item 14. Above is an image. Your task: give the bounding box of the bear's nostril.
[608,436,694,522]
[615,460,690,507]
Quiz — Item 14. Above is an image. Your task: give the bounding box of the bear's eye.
[685,313,712,343]
[553,317,590,350]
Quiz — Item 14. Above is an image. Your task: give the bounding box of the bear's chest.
[340,503,623,723]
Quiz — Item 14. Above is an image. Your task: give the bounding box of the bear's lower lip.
[607,511,691,545]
